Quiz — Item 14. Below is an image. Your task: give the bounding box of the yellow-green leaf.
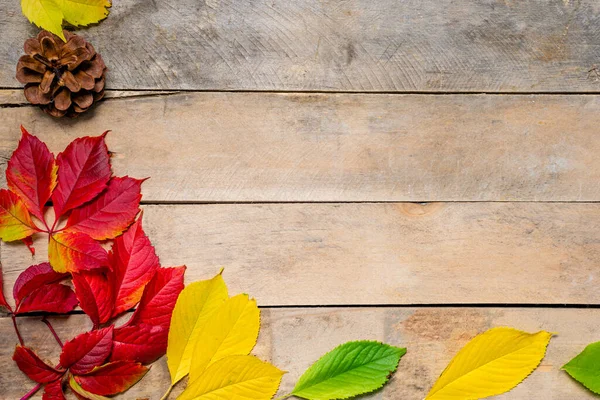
[21,0,111,41]
[426,327,552,400]
[167,272,228,385]
[179,355,284,400]
[55,0,111,27]
[21,0,65,40]
[189,293,260,382]
[0,189,37,242]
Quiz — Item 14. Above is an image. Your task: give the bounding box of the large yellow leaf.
[426,327,552,400]
[188,293,261,382]
[179,355,284,400]
[21,0,111,41]
[167,272,229,385]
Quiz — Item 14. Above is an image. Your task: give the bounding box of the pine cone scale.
[16,30,107,118]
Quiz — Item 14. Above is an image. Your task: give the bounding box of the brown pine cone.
[16,30,107,118]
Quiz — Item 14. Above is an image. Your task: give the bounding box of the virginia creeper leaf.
[167,272,228,384]
[189,293,260,382]
[130,266,186,327]
[179,355,284,400]
[65,177,143,240]
[43,379,66,400]
[111,323,168,364]
[73,360,148,396]
[72,270,113,325]
[425,327,552,400]
[21,0,66,40]
[562,341,600,394]
[290,341,405,400]
[7,126,58,220]
[12,345,65,383]
[48,231,108,273]
[0,263,12,312]
[17,282,78,314]
[60,327,113,375]
[108,217,160,317]
[13,262,68,307]
[69,375,109,400]
[0,188,37,241]
[52,133,111,219]
[23,235,35,255]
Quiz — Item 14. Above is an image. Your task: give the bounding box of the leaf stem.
[42,317,63,348]
[159,385,174,400]
[20,383,42,400]
[11,314,24,346]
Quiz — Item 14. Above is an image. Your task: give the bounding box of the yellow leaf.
[21,0,111,42]
[179,355,284,400]
[167,272,228,385]
[21,0,65,40]
[426,327,552,400]
[55,0,111,27]
[189,293,261,382]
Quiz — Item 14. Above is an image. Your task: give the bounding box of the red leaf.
[111,323,168,364]
[17,283,78,314]
[131,266,186,327]
[13,262,68,307]
[65,177,143,241]
[7,126,57,220]
[73,361,148,396]
[0,188,38,242]
[0,263,12,312]
[48,232,108,273]
[72,271,113,326]
[12,345,64,383]
[43,379,66,400]
[108,218,160,317]
[52,133,111,219]
[60,327,113,375]
[23,235,35,255]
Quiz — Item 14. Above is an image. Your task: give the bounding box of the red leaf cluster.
[0,128,187,399]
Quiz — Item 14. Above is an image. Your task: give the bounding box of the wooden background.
[1,0,600,398]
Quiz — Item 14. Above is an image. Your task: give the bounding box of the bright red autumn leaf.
[0,188,38,242]
[60,327,113,375]
[72,271,113,326]
[73,360,148,396]
[43,379,66,400]
[130,266,186,327]
[17,283,78,314]
[12,345,65,383]
[23,235,35,255]
[108,218,160,317]
[65,177,143,240]
[0,263,12,312]
[48,231,108,273]
[51,133,111,219]
[13,262,68,307]
[7,126,57,221]
[111,323,168,364]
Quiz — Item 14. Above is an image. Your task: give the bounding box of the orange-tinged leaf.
[7,126,57,220]
[0,189,37,242]
[48,231,108,273]
[65,177,143,240]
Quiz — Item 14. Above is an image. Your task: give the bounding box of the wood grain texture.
[0,308,596,399]
[2,202,599,306]
[2,0,600,91]
[1,91,599,202]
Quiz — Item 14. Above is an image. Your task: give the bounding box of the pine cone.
[16,30,107,118]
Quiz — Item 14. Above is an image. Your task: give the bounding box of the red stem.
[20,383,41,400]
[42,317,63,348]
[11,314,24,346]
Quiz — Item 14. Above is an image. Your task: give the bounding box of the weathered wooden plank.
[2,0,600,91]
[1,92,599,202]
[0,307,596,399]
[2,202,599,306]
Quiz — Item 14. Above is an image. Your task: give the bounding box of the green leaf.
[563,341,600,394]
[290,340,405,400]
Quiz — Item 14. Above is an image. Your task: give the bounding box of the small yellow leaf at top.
[425,327,552,400]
